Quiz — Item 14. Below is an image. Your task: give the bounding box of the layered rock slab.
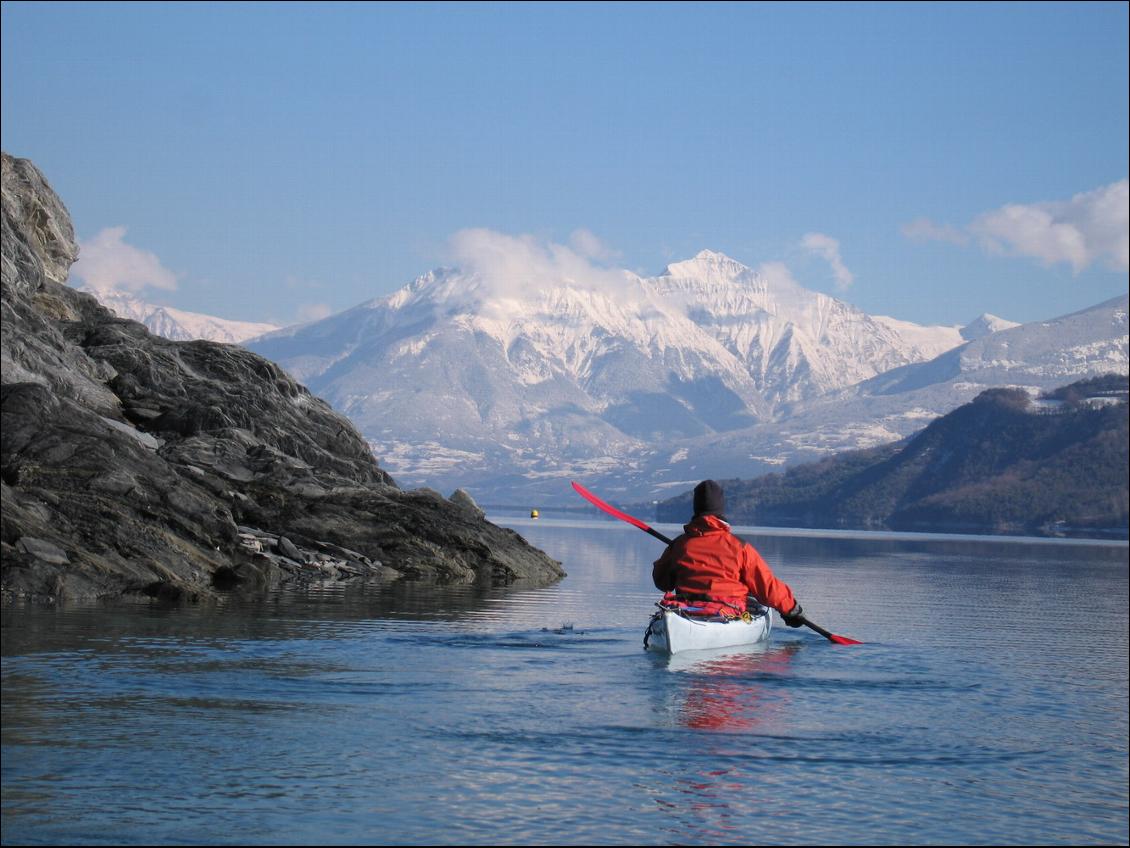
[1,153,563,602]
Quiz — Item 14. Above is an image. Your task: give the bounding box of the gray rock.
[1,152,564,603]
[449,488,485,517]
[277,536,304,562]
[89,473,139,497]
[16,536,68,564]
[99,415,162,450]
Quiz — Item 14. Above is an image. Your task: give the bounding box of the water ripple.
[3,524,1126,846]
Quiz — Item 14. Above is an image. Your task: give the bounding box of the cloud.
[296,303,333,323]
[447,229,638,308]
[568,228,620,262]
[801,232,855,290]
[71,226,179,294]
[970,180,1128,273]
[756,260,803,290]
[903,179,1129,273]
[900,218,969,245]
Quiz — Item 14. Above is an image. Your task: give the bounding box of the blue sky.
[2,1,1127,328]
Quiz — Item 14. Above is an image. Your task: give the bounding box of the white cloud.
[756,260,803,290]
[970,179,1128,273]
[801,232,855,290]
[447,228,637,306]
[568,228,619,262]
[900,217,969,245]
[296,303,333,323]
[71,226,179,294]
[903,179,1129,273]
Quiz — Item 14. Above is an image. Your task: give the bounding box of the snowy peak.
[655,251,776,304]
[661,249,762,284]
[959,294,1127,374]
[257,247,972,409]
[250,247,974,451]
[864,294,1128,398]
[79,287,279,344]
[645,252,964,402]
[373,263,751,392]
[961,312,1020,341]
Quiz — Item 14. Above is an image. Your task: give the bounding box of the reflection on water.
[659,644,801,732]
[2,520,1127,846]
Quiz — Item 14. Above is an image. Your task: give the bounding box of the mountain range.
[242,252,970,499]
[79,249,1127,509]
[81,287,278,344]
[625,291,1129,503]
[244,250,1127,506]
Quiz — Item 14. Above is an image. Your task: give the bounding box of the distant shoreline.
[490,509,1129,546]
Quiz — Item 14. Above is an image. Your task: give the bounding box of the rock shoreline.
[1,152,564,603]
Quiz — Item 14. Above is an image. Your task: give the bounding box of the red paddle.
[570,481,862,646]
[571,480,675,544]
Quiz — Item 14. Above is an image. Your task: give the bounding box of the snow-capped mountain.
[80,288,279,344]
[251,260,763,478]
[862,294,1128,396]
[959,313,1021,341]
[615,294,1130,503]
[249,250,974,500]
[649,251,965,404]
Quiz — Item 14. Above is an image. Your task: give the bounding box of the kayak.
[644,603,773,655]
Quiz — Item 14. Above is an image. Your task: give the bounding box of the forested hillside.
[656,375,1129,538]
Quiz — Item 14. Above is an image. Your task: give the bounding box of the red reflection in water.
[651,645,802,838]
[673,643,800,732]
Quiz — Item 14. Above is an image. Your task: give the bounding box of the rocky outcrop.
[1,153,564,603]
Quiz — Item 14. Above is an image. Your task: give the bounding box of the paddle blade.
[571,481,651,531]
[802,617,863,645]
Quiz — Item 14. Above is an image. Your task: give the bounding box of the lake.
[2,517,1127,845]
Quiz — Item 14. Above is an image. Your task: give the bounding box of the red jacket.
[652,514,797,614]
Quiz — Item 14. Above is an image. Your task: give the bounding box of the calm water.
[2,517,1127,846]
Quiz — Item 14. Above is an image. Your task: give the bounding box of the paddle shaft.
[570,480,861,645]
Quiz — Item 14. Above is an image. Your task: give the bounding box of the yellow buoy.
[530,509,540,519]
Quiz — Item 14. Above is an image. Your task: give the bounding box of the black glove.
[781,603,805,628]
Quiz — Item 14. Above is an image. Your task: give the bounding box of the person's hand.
[781,603,805,628]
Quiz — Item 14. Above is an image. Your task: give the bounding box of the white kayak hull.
[645,606,773,655]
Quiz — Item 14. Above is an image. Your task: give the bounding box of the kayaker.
[652,480,805,626]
